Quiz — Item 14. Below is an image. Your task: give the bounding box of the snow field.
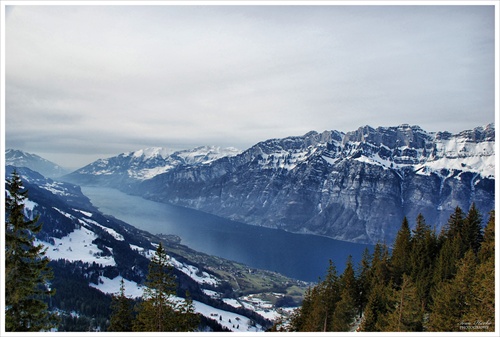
[38,226,116,267]
[88,276,265,332]
[89,276,144,298]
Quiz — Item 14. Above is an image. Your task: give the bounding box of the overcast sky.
[3,3,496,169]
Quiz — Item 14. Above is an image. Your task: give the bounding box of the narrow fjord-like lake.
[82,186,371,282]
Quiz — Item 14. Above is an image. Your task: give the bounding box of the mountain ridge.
[5,149,69,178]
[37,123,500,244]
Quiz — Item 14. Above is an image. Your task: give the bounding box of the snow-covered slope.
[338,124,495,179]
[5,165,279,331]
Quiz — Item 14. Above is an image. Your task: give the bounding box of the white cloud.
[4,4,495,169]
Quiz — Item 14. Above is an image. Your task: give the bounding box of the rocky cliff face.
[65,124,495,244]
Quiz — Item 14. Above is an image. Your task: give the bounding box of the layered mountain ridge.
[67,146,241,185]
[63,123,495,244]
[6,149,69,178]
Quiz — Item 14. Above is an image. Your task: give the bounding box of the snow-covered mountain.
[5,149,68,178]
[62,123,495,245]
[139,124,495,245]
[64,146,240,186]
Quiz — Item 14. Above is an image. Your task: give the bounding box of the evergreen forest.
[281,205,495,332]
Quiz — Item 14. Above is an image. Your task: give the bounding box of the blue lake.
[82,186,372,282]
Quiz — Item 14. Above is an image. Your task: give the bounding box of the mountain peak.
[128,147,173,160]
[5,149,68,178]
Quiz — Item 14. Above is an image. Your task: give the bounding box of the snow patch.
[89,276,144,298]
[81,218,125,241]
[193,301,264,332]
[37,226,116,266]
[169,257,219,285]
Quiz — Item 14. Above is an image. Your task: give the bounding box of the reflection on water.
[82,186,372,282]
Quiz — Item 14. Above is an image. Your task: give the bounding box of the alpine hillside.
[63,124,495,245]
[5,165,306,331]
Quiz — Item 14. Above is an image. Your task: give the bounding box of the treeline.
[284,205,495,332]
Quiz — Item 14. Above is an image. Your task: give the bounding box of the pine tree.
[385,274,423,331]
[432,233,462,287]
[5,170,57,331]
[356,247,371,316]
[409,213,437,312]
[428,249,477,331]
[360,245,391,331]
[462,203,483,254]
[108,278,134,331]
[446,206,465,240]
[478,210,494,263]
[360,281,391,331]
[463,211,495,331]
[370,243,390,287]
[288,287,313,331]
[331,286,357,331]
[133,242,198,331]
[173,292,199,331]
[390,217,412,287]
[331,256,358,331]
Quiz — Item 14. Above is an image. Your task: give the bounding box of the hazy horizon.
[3,3,496,169]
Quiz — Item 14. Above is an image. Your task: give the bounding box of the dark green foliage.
[133,242,199,331]
[428,250,477,331]
[108,279,135,331]
[463,203,483,254]
[390,217,412,286]
[48,260,112,331]
[409,213,437,311]
[360,280,391,331]
[384,274,423,331]
[288,207,495,332]
[4,170,58,331]
[356,247,371,315]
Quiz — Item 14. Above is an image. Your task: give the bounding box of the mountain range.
[60,123,495,245]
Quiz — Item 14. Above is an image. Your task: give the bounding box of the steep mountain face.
[64,146,240,187]
[6,149,68,178]
[64,124,495,245]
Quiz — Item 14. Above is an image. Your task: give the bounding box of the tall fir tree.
[330,256,358,331]
[478,210,495,263]
[390,217,412,287]
[317,260,341,331]
[5,170,57,331]
[356,247,372,316]
[133,242,198,331]
[108,278,134,331]
[360,245,391,331]
[384,274,423,331]
[463,211,495,331]
[462,203,483,254]
[409,213,437,312]
[360,281,391,331]
[288,287,314,331]
[428,249,477,331]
